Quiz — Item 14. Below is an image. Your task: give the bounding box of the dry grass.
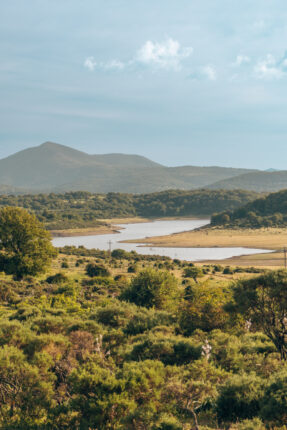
[200,250,286,269]
[99,217,149,224]
[126,227,287,251]
[123,226,287,269]
[51,225,121,237]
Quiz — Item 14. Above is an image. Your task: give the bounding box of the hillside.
[0,189,261,230]
[211,188,287,228]
[0,142,256,193]
[208,171,287,192]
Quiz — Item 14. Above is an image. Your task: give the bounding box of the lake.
[52,218,270,262]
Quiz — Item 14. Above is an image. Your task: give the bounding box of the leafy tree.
[121,269,181,310]
[179,283,231,335]
[227,270,287,359]
[0,207,57,279]
[111,249,128,259]
[183,267,204,283]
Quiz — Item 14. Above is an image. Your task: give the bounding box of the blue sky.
[1,0,287,169]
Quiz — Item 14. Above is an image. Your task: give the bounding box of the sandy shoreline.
[125,227,287,251]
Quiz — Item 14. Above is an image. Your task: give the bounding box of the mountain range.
[0,142,286,194]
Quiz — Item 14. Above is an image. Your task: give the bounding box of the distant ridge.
[208,171,287,192]
[0,141,280,194]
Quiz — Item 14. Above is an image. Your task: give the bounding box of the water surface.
[53,218,270,261]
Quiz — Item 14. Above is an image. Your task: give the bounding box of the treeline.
[211,189,287,228]
[0,189,260,229]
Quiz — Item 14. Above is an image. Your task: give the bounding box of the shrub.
[86,263,111,278]
[121,269,180,311]
[46,273,69,285]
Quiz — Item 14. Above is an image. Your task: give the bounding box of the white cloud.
[136,38,193,71]
[233,55,250,67]
[254,54,285,80]
[84,57,97,71]
[201,65,217,81]
[84,38,193,73]
[84,57,125,72]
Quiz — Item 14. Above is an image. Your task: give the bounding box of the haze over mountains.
[0,142,286,194]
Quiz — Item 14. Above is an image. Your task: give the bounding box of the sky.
[1,0,287,169]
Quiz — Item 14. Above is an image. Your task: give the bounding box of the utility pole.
[108,240,112,255]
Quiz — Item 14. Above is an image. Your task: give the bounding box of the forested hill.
[211,189,287,228]
[0,189,260,230]
[0,142,256,193]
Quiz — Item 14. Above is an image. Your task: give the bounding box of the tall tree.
[0,207,57,279]
[227,270,287,360]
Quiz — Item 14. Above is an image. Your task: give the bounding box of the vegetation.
[0,232,285,428]
[0,206,286,428]
[0,207,56,279]
[0,189,260,230]
[211,189,287,228]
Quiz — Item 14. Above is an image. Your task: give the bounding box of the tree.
[183,267,204,283]
[0,207,57,279]
[121,268,181,311]
[179,283,231,335]
[227,270,287,360]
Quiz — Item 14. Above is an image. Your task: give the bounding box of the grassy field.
[46,252,261,286]
[126,227,287,250]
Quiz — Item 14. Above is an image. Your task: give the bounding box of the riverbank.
[122,226,287,268]
[50,217,150,237]
[126,227,287,250]
[199,250,285,269]
[50,217,204,237]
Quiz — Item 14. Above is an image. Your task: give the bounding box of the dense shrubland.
[0,189,260,230]
[0,242,286,429]
[0,206,286,428]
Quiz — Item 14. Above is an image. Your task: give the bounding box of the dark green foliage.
[46,273,69,284]
[127,264,138,273]
[85,263,111,278]
[211,188,287,228]
[0,189,260,230]
[61,260,69,268]
[227,270,287,359]
[183,266,204,282]
[260,369,287,424]
[129,334,201,365]
[216,373,264,423]
[111,249,129,259]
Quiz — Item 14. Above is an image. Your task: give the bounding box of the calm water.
[53,218,270,262]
